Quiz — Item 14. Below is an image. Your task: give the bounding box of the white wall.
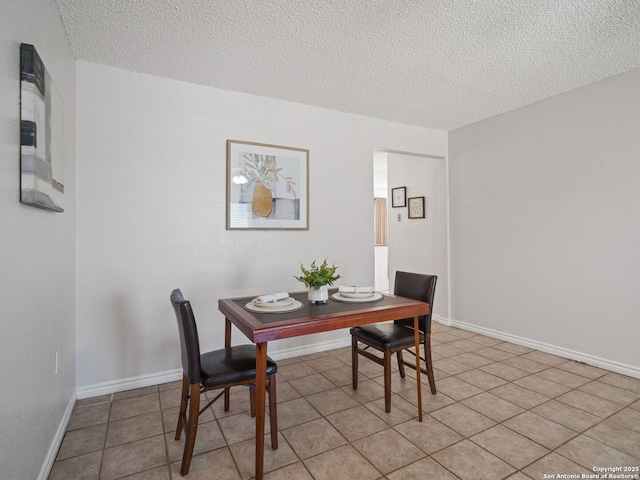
[75,62,448,392]
[0,1,77,478]
[449,68,640,376]
[387,153,449,318]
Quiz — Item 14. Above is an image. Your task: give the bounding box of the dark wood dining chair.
[350,272,437,413]
[170,289,278,476]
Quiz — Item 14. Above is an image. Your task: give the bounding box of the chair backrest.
[170,289,202,384]
[393,271,437,333]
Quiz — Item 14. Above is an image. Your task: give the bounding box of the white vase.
[308,285,329,303]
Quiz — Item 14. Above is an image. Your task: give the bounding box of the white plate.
[245,300,303,313]
[252,297,295,308]
[339,291,375,299]
[331,292,383,303]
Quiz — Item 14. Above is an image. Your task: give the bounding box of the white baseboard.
[38,394,76,480]
[449,318,640,380]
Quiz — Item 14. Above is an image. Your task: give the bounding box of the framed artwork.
[408,196,425,219]
[20,43,64,212]
[227,140,309,230]
[391,186,406,208]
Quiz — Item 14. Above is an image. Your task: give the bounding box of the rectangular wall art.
[227,140,309,230]
[20,43,64,212]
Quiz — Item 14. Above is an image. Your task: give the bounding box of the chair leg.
[250,386,256,417]
[268,375,278,450]
[396,350,406,378]
[224,387,230,412]
[351,335,359,390]
[383,351,392,413]
[424,333,436,394]
[180,383,201,476]
[175,374,189,440]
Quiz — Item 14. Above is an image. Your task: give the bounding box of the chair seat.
[200,344,277,388]
[351,323,425,352]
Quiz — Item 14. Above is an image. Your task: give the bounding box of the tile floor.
[50,322,640,479]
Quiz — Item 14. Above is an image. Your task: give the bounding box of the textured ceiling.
[56,0,640,131]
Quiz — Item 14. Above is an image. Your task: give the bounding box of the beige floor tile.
[520,350,568,366]
[158,386,182,410]
[288,372,336,396]
[584,421,640,459]
[461,392,525,422]
[166,420,227,463]
[556,360,608,379]
[49,451,102,480]
[514,373,573,397]
[229,432,298,480]
[475,347,517,362]
[273,380,302,403]
[341,379,385,404]
[278,362,317,381]
[630,398,640,411]
[501,356,549,373]
[493,343,534,355]
[506,472,535,480]
[218,411,271,445]
[121,465,171,480]
[536,368,591,388]
[210,387,254,418]
[272,397,320,430]
[433,357,475,375]
[522,452,592,479]
[556,390,625,418]
[264,462,314,480]
[170,447,240,480]
[397,388,456,413]
[113,385,158,401]
[109,393,160,422]
[609,407,640,433]
[599,372,640,395]
[470,424,549,469]
[321,366,354,387]
[447,339,485,352]
[56,424,107,460]
[303,445,380,480]
[67,403,111,431]
[393,416,463,454]
[387,457,459,480]
[157,379,182,391]
[105,411,163,448]
[432,439,516,480]
[431,332,461,344]
[456,369,508,389]
[480,362,529,381]
[431,343,468,357]
[162,402,214,433]
[365,394,421,426]
[353,428,424,475]
[450,352,497,368]
[75,394,112,408]
[503,411,577,449]
[303,355,348,373]
[446,328,477,339]
[434,376,484,401]
[531,400,601,432]
[489,383,550,409]
[556,434,640,471]
[100,435,167,480]
[578,380,640,405]
[306,387,360,416]
[466,335,504,347]
[430,403,496,437]
[370,369,420,394]
[282,418,347,460]
[327,405,389,441]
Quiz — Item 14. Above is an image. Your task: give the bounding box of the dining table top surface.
[218,289,430,343]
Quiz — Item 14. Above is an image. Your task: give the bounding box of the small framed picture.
[391,186,406,208]
[408,196,425,219]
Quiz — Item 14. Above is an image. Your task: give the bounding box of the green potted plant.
[294,259,341,303]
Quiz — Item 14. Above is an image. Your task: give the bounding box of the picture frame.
[227,140,309,230]
[391,186,406,208]
[408,196,425,219]
[20,43,65,212]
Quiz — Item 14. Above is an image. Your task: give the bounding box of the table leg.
[224,318,232,410]
[255,342,267,480]
[414,315,423,422]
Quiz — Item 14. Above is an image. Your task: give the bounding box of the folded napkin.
[257,292,289,303]
[338,286,375,293]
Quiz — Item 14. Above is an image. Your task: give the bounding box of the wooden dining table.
[218,289,430,480]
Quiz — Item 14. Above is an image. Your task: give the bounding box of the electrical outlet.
[55,349,60,374]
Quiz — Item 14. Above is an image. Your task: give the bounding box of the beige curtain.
[374,197,388,246]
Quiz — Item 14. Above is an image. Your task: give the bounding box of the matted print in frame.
[227,140,309,230]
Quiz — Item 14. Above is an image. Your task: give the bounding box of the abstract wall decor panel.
[20,43,64,212]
